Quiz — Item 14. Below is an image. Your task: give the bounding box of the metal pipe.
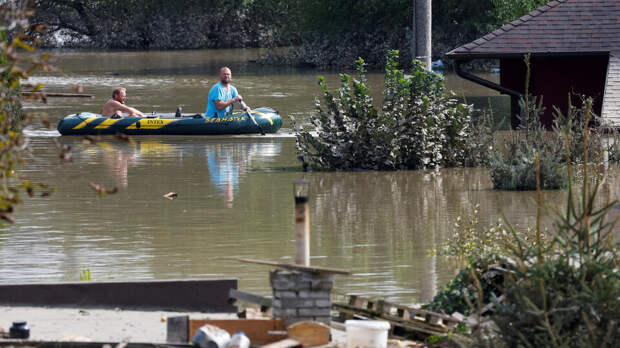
[454,60,522,99]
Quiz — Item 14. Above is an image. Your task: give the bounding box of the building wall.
[500,55,609,128]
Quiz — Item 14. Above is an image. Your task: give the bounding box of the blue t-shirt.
[205,82,238,118]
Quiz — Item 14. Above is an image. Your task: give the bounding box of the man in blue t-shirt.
[205,67,251,118]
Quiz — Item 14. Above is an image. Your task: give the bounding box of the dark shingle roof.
[447,0,620,58]
[447,0,620,125]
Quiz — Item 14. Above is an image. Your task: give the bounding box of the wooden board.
[22,91,94,98]
[189,319,287,345]
[287,321,330,346]
[226,257,352,275]
[261,339,303,348]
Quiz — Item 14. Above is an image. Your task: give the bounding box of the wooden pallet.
[331,293,463,338]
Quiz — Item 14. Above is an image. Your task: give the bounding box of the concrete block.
[272,307,298,319]
[270,276,298,290]
[314,316,331,325]
[298,308,332,317]
[311,279,334,290]
[298,290,331,299]
[283,308,298,316]
[280,298,314,308]
[314,299,331,308]
[274,290,298,299]
[270,271,312,291]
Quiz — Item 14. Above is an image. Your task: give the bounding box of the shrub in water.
[489,54,571,191]
[294,50,492,171]
[489,95,567,190]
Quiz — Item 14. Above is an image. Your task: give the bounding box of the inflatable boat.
[57,107,282,135]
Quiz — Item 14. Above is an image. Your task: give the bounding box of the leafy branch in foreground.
[0,2,52,222]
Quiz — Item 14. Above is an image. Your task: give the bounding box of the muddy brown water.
[0,49,617,304]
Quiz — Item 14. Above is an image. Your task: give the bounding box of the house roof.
[446,0,620,59]
[447,0,620,125]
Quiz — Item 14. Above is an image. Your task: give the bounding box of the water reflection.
[86,139,283,200]
[206,142,281,208]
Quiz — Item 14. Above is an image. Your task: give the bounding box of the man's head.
[112,87,127,104]
[219,67,232,85]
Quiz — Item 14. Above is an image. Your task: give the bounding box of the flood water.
[1,49,618,304]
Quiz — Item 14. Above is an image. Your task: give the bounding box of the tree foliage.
[31,0,289,48]
[31,0,553,66]
[0,1,52,223]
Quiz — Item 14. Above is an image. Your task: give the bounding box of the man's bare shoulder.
[104,99,122,107]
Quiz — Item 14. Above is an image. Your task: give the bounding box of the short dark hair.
[112,87,126,98]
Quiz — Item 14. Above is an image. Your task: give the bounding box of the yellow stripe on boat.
[204,116,244,124]
[258,113,274,125]
[125,118,180,130]
[72,117,97,130]
[94,118,122,129]
[225,111,274,125]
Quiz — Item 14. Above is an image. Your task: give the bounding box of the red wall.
[500,55,609,128]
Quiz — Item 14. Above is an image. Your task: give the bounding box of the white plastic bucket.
[192,324,231,348]
[345,320,390,348]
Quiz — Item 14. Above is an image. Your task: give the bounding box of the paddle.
[239,100,265,135]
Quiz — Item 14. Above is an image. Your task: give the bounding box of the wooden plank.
[332,293,465,340]
[261,338,303,348]
[22,91,94,98]
[287,321,330,346]
[229,289,273,308]
[225,257,352,275]
[333,305,448,336]
[329,321,346,331]
[426,314,441,326]
[0,279,237,313]
[189,319,286,345]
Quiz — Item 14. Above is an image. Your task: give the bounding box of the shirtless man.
[101,87,144,117]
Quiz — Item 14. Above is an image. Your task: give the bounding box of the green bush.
[489,96,567,190]
[424,257,502,316]
[489,134,567,191]
[430,102,620,346]
[426,205,550,316]
[294,50,492,171]
[485,163,620,347]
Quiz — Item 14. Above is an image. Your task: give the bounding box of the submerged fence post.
[294,179,310,266]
